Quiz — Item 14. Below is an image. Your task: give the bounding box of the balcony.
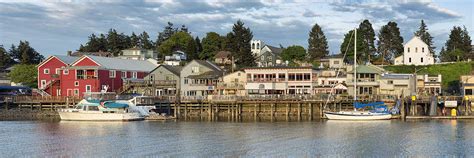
[217,82,244,89]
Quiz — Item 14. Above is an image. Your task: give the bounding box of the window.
[415,47,418,53]
[74,81,79,87]
[257,43,260,49]
[408,47,410,53]
[121,71,127,78]
[150,74,155,81]
[109,70,116,78]
[303,73,311,81]
[132,72,137,79]
[278,73,285,79]
[237,73,241,76]
[191,67,200,73]
[422,47,425,53]
[85,85,91,92]
[421,57,424,63]
[76,70,84,79]
[388,80,393,84]
[333,61,340,65]
[41,80,46,88]
[184,78,188,84]
[465,89,473,95]
[63,69,69,75]
[44,69,50,74]
[55,68,60,74]
[289,73,296,81]
[409,58,412,63]
[252,43,255,49]
[74,89,79,96]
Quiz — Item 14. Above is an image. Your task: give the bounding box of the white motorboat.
[58,99,144,121]
[324,28,392,120]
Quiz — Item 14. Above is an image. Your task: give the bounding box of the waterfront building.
[180,60,223,98]
[319,54,345,69]
[346,64,385,95]
[244,67,317,95]
[164,50,187,66]
[37,55,79,96]
[394,36,435,66]
[38,55,157,97]
[416,74,442,95]
[122,65,181,96]
[314,69,347,94]
[460,75,474,98]
[216,70,246,96]
[379,73,415,97]
[250,40,284,67]
[119,47,157,60]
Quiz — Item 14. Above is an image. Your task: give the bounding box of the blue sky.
[1,0,472,57]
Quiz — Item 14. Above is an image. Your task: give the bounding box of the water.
[1,120,473,157]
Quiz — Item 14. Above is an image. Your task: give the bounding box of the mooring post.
[271,103,274,118]
[176,103,181,119]
[309,103,313,121]
[286,103,290,118]
[298,103,301,120]
[184,103,188,120]
[401,98,406,119]
[254,103,257,116]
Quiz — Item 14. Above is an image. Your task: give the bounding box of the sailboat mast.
[354,28,357,101]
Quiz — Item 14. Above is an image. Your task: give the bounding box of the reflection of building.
[347,65,385,95]
[164,51,187,66]
[379,73,415,97]
[180,60,222,97]
[250,40,284,67]
[394,36,435,66]
[416,74,442,95]
[119,47,157,60]
[217,70,246,96]
[244,67,317,94]
[461,75,474,98]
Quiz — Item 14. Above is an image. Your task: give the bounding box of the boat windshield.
[88,106,99,111]
[76,106,83,110]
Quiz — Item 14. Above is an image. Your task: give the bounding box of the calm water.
[1,119,473,157]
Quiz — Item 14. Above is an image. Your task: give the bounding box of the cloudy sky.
[1,0,472,57]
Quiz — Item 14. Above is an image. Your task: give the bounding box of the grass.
[383,62,473,94]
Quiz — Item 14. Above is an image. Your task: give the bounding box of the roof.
[244,66,313,70]
[266,45,283,55]
[214,51,232,58]
[348,65,385,74]
[381,73,412,79]
[187,71,222,79]
[79,55,158,72]
[152,65,182,76]
[71,51,113,57]
[321,54,344,60]
[55,55,79,64]
[194,60,222,72]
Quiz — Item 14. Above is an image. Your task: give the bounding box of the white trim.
[63,69,69,75]
[55,68,60,75]
[74,89,79,96]
[74,81,79,87]
[109,70,116,78]
[132,71,137,79]
[36,56,68,68]
[44,68,50,74]
[40,80,46,89]
[85,85,91,92]
[121,71,127,78]
[71,56,101,67]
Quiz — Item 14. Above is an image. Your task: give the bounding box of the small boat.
[58,99,144,121]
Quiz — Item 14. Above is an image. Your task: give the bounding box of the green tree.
[443,26,472,61]
[377,21,404,63]
[130,32,140,48]
[281,45,306,63]
[200,32,224,60]
[186,37,198,60]
[8,44,19,63]
[340,29,365,63]
[307,23,329,61]
[8,64,37,88]
[195,36,203,54]
[358,20,376,61]
[158,31,194,56]
[106,29,130,56]
[139,31,154,49]
[78,33,107,52]
[17,41,43,64]
[414,20,435,55]
[227,20,255,68]
[0,46,12,68]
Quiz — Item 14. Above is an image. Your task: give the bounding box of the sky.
[1,0,473,57]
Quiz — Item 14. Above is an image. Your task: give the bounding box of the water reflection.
[0,120,473,157]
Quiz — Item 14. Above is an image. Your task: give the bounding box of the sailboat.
[324,28,392,120]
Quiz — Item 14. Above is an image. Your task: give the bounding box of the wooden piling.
[309,103,313,121]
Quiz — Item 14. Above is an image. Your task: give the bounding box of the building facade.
[216,70,246,96]
[346,65,385,96]
[180,60,223,98]
[37,55,79,96]
[395,36,435,66]
[416,74,442,95]
[379,73,415,97]
[119,47,157,60]
[244,67,317,95]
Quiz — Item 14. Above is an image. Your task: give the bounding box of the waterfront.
[1,120,473,157]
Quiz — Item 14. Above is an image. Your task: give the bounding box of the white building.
[244,67,317,95]
[119,47,157,60]
[251,40,264,56]
[394,36,434,66]
[164,51,187,66]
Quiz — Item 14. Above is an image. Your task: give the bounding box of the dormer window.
[408,47,410,53]
[191,66,200,73]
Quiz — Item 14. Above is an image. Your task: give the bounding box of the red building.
[37,55,78,96]
[37,55,157,97]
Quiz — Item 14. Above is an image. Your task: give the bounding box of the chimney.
[67,51,72,56]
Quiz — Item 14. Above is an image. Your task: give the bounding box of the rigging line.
[323,29,354,110]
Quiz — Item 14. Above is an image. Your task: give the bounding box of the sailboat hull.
[324,111,392,120]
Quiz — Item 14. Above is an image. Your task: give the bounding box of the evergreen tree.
[8,64,37,88]
[227,20,255,68]
[17,41,43,64]
[8,44,20,63]
[158,31,194,56]
[106,29,130,56]
[195,36,203,54]
[414,20,435,55]
[307,23,329,61]
[97,33,108,51]
[358,19,376,61]
[340,29,365,63]
[156,22,178,47]
[377,21,404,63]
[185,37,198,60]
[443,26,472,61]
[130,32,140,48]
[200,32,224,60]
[0,46,11,68]
[139,31,154,49]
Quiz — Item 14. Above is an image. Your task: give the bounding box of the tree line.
[0,41,44,68]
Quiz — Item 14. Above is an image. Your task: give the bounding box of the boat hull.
[58,111,143,121]
[324,111,392,120]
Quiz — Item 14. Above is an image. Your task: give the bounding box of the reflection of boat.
[324,28,391,120]
[58,99,144,121]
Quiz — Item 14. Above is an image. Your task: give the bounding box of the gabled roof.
[71,51,112,57]
[214,51,232,58]
[265,45,283,55]
[73,55,157,72]
[194,60,222,72]
[151,65,182,76]
[37,55,79,68]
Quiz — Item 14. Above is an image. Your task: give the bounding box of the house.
[314,70,347,94]
[39,55,157,97]
[346,64,386,95]
[164,50,187,66]
[119,47,157,60]
[394,36,435,66]
[379,73,415,97]
[68,51,113,57]
[180,60,223,98]
[416,74,442,95]
[214,51,232,66]
[126,65,182,96]
[319,54,345,69]
[37,55,79,96]
[460,75,474,98]
[250,40,284,67]
[216,70,246,96]
[244,67,317,95]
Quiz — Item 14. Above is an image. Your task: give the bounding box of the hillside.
[383,62,473,94]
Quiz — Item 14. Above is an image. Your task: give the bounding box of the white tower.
[250,40,264,56]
